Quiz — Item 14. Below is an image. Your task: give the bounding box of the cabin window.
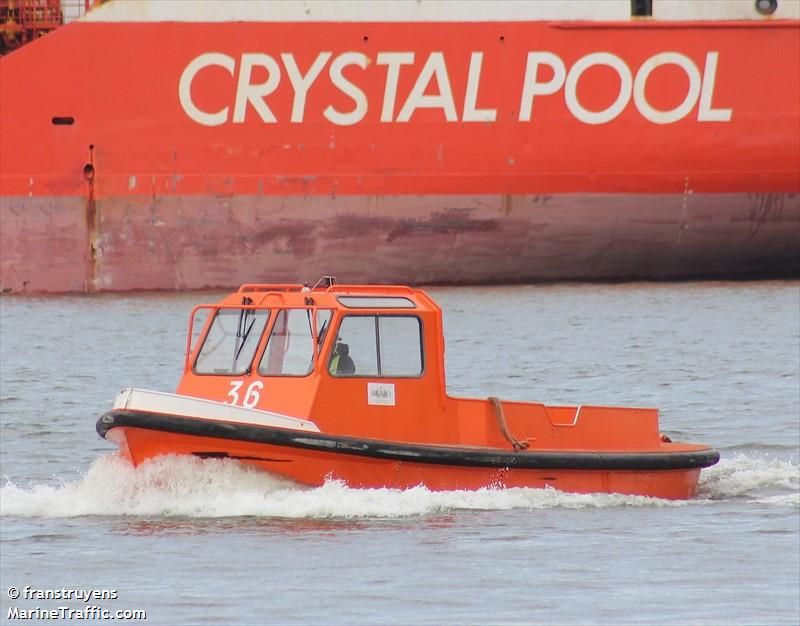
[337,296,416,309]
[194,308,270,375]
[189,307,212,355]
[331,315,423,377]
[258,309,332,377]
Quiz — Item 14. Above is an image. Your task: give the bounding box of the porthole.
[755,0,778,15]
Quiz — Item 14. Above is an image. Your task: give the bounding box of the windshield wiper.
[317,317,329,347]
[235,314,257,360]
[233,297,256,363]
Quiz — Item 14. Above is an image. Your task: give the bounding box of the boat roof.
[210,281,441,312]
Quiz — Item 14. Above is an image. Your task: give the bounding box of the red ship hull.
[1,19,799,292]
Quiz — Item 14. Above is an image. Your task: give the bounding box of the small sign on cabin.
[367,382,396,406]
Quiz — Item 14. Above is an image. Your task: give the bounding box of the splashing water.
[2,452,796,519]
[698,453,799,505]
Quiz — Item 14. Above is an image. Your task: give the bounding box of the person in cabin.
[330,341,356,376]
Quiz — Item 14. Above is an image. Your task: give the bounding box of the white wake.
[1,452,796,519]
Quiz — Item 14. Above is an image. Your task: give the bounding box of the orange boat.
[97,278,719,499]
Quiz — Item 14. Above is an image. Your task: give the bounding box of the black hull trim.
[97,410,720,471]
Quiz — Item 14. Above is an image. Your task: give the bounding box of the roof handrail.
[312,276,337,290]
[237,284,305,293]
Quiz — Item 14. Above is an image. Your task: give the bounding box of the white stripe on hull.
[82,0,800,24]
[112,388,320,432]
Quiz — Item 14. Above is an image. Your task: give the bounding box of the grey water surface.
[1,281,798,625]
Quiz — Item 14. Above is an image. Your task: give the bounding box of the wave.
[697,452,799,502]
[1,452,797,519]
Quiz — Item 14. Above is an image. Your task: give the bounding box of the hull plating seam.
[98,410,720,471]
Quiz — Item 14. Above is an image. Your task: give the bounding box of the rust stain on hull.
[84,147,99,293]
[1,192,799,293]
[746,192,792,237]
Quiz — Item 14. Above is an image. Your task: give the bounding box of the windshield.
[194,306,270,375]
[258,308,332,377]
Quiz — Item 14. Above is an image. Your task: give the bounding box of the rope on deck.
[488,396,529,452]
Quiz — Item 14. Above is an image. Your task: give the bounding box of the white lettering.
[519,52,566,122]
[634,52,701,124]
[377,52,415,122]
[178,52,235,127]
[226,380,243,405]
[565,52,632,125]
[233,53,281,123]
[698,51,732,122]
[397,52,457,122]
[243,380,263,408]
[463,52,497,122]
[282,52,332,123]
[225,380,263,408]
[178,49,733,128]
[324,52,369,126]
